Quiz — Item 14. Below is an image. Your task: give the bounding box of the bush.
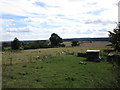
[23,41,50,50]
[60,44,65,47]
[71,41,80,47]
[19,47,24,50]
[4,47,11,51]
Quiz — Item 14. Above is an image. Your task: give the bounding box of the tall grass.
[2,46,118,88]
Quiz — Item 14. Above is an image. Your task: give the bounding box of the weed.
[22,65,27,68]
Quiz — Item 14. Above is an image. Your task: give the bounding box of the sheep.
[79,62,87,65]
[43,56,48,59]
[36,55,48,61]
[36,56,41,60]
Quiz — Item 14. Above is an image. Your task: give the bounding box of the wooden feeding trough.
[77,53,86,57]
[86,50,101,62]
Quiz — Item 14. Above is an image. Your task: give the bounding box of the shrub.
[71,41,80,47]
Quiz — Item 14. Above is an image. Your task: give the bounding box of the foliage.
[60,44,65,47]
[71,41,80,47]
[2,42,11,47]
[23,40,50,49]
[3,47,11,51]
[11,38,21,50]
[2,42,11,51]
[108,23,120,51]
[49,33,63,47]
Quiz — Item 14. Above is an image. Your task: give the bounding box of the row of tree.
[3,23,120,51]
[2,33,80,51]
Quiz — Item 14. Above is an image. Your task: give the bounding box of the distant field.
[2,41,118,88]
[63,41,111,48]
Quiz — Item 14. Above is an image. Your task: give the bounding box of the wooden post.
[10,57,12,65]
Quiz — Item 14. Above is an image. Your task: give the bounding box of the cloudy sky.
[0,0,119,41]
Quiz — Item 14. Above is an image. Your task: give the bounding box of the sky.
[0,0,119,41]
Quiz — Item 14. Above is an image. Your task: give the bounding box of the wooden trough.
[77,53,86,57]
[77,50,101,62]
[86,50,101,62]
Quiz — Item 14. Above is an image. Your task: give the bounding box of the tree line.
[2,22,120,52]
[2,33,80,51]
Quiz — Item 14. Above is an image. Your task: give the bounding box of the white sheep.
[79,62,87,65]
[36,56,40,60]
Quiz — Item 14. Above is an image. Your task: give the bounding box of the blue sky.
[34,1,46,7]
[0,0,119,41]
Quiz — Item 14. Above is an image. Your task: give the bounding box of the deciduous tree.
[49,33,63,47]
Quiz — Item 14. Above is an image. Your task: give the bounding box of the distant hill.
[23,37,110,42]
[1,37,110,43]
[63,37,110,42]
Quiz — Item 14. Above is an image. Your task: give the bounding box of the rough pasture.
[63,41,111,48]
[2,42,119,88]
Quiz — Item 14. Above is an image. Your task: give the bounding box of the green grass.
[2,49,118,88]
[2,46,111,64]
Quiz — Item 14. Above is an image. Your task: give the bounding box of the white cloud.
[0,0,119,41]
[0,0,47,16]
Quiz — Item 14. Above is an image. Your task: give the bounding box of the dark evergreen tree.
[108,22,120,51]
[49,33,63,47]
[11,37,21,50]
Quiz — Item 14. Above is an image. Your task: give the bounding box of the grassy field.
[2,41,119,88]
